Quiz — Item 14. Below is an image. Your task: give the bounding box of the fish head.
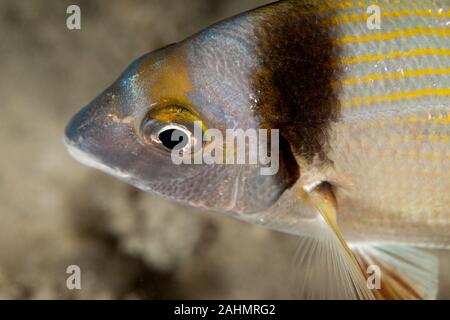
[64,15,300,215]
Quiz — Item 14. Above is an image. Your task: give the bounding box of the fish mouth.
[63,135,132,181]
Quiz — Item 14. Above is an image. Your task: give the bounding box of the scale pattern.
[321,0,450,246]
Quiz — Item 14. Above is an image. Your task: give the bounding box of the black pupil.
[158,129,189,150]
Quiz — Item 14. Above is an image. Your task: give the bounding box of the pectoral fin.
[291,183,374,299]
[303,183,438,300]
[352,245,439,300]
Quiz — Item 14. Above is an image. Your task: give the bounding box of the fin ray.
[291,226,375,299]
[352,245,439,300]
[289,184,374,299]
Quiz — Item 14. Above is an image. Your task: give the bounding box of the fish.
[64,0,450,299]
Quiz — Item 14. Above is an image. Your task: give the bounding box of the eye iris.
[158,128,189,150]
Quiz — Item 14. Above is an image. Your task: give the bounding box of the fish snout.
[64,85,128,172]
[63,97,108,173]
[65,85,121,148]
[64,104,92,149]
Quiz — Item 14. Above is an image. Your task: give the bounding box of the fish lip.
[63,135,103,170]
[62,135,132,181]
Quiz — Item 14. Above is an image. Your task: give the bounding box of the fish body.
[65,0,450,299]
[295,0,450,247]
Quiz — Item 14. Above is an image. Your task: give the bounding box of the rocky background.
[0,0,448,299]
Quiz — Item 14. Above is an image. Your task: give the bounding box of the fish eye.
[141,119,196,153]
[157,125,191,150]
[140,103,206,154]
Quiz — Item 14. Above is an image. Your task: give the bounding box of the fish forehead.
[131,21,262,130]
[186,14,259,118]
[136,46,192,103]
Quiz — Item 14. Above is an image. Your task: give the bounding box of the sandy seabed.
[0,0,448,299]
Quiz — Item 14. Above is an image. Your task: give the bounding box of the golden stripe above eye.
[337,48,450,65]
[334,27,450,44]
[334,68,450,86]
[341,88,450,108]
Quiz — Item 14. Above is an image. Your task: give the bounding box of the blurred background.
[0,0,448,299]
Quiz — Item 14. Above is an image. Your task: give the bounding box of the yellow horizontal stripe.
[335,68,450,86]
[398,169,450,180]
[342,88,450,108]
[389,168,450,178]
[387,134,450,143]
[340,114,450,136]
[317,1,355,13]
[334,27,450,44]
[317,1,447,13]
[340,145,450,161]
[345,146,450,160]
[377,185,450,194]
[345,135,450,150]
[337,48,450,65]
[408,114,450,125]
[327,9,449,27]
[380,151,450,161]
[396,171,450,179]
[317,1,393,13]
[388,114,450,127]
